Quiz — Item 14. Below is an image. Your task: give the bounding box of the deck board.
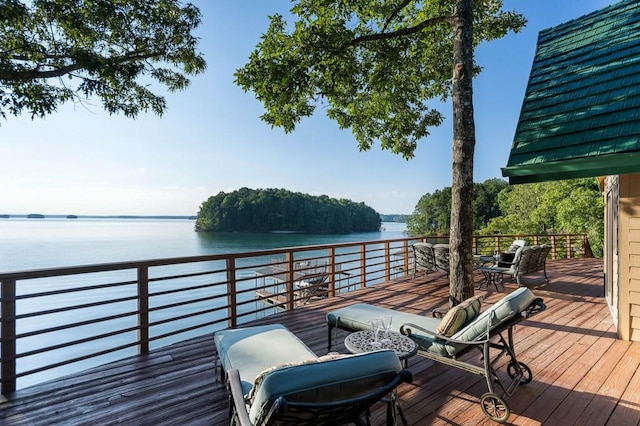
[2,258,638,425]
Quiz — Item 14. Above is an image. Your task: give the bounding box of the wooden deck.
[2,258,638,425]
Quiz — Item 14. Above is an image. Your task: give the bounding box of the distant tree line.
[408,178,508,234]
[195,188,381,233]
[380,214,409,223]
[407,177,604,256]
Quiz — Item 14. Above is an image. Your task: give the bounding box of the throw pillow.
[459,295,484,324]
[247,353,345,404]
[435,304,468,337]
[435,294,484,337]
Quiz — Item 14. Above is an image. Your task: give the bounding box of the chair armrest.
[228,369,252,426]
[432,308,447,319]
[400,322,491,345]
[522,298,546,317]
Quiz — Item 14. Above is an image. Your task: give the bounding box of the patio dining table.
[473,255,506,291]
[475,265,509,291]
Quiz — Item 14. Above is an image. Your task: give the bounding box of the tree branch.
[350,14,453,46]
[1,51,160,81]
[0,63,83,81]
[381,0,414,33]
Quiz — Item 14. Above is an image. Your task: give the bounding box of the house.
[502,0,640,341]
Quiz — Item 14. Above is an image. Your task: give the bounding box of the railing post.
[384,242,391,282]
[137,267,149,354]
[566,235,572,259]
[403,241,410,277]
[1,278,16,394]
[285,252,295,311]
[226,258,237,327]
[359,243,367,288]
[328,248,336,298]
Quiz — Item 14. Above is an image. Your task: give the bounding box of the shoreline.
[0,214,197,220]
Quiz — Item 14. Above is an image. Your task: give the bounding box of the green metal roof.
[502,0,640,184]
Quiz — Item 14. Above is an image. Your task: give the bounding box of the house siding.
[621,174,640,341]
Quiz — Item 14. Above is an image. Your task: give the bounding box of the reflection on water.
[0,218,406,272]
[195,222,407,253]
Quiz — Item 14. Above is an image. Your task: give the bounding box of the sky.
[0,0,620,216]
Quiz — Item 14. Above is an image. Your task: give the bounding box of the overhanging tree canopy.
[236,0,525,304]
[0,0,206,120]
[236,0,524,158]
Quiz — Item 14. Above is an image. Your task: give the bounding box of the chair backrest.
[536,245,552,270]
[446,287,537,356]
[506,245,550,275]
[527,246,544,274]
[249,350,409,425]
[413,242,438,273]
[505,245,527,273]
[262,370,412,425]
[507,239,528,252]
[433,244,450,272]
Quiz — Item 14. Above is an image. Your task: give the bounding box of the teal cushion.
[247,352,346,405]
[249,349,402,424]
[327,303,440,334]
[444,287,536,356]
[327,304,447,355]
[214,324,317,396]
[327,303,442,339]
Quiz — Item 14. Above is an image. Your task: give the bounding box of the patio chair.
[215,324,413,426]
[295,275,329,304]
[228,362,411,426]
[433,244,450,275]
[326,287,546,423]
[497,239,528,267]
[497,245,551,285]
[536,245,552,279]
[412,242,438,278]
[412,242,449,279]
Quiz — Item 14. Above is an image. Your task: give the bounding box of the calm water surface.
[0,218,406,272]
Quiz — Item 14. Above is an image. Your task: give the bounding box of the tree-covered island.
[195,188,381,234]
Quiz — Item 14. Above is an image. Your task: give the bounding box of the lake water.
[0,218,407,272]
[0,218,407,388]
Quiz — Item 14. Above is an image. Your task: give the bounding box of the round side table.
[344,330,417,362]
[344,330,415,426]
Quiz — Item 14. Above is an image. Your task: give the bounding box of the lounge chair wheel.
[480,392,510,423]
[507,361,532,384]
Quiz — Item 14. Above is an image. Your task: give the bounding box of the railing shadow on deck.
[0,233,590,394]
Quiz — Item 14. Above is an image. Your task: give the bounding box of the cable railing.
[0,233,590,394]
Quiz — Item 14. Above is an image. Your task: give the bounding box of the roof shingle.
[502,0,640,184]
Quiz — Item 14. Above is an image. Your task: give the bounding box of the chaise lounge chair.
[215,324,412,425]
[326,287,546,423]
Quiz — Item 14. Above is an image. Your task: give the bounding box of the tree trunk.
[449,0,476,306]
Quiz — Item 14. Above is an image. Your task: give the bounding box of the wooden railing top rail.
[0,233,591,281]
[0,236,418,280]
